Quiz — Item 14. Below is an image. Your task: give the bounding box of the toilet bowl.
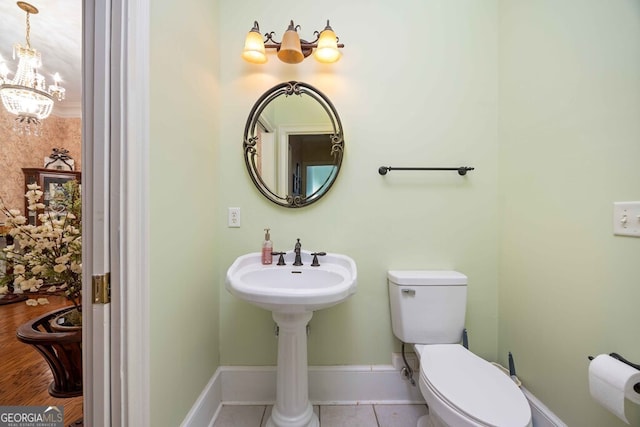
[387,270,532,427]
[414,344,531,427]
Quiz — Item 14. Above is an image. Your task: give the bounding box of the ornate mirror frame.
[243,81,344,208]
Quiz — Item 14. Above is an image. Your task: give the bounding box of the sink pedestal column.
[267,311,319,427]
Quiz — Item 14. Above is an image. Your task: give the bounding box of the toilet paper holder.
[589,353,640,394]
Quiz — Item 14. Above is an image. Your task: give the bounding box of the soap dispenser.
[261,228,273,265]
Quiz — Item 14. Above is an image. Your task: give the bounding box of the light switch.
[613,202,640,237]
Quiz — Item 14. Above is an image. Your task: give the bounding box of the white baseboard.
[181,364,423,426]
[180,369,223,427]
[521,386,567,427]
[221,364,425,405]
[181,365,566,427]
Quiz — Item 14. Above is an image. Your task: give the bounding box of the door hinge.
[92,272,111,304]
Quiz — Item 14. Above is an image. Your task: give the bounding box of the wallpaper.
[0,108,81,221]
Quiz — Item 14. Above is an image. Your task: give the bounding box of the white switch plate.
[613,202,640,237]
[228,207,241,228]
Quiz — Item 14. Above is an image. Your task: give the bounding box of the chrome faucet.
[293,238,303,266]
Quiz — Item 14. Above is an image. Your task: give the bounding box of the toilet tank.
[388,270,467,344]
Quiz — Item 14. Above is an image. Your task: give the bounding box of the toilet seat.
[415,344,531,427]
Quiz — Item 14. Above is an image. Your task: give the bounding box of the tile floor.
[213,404,428,427]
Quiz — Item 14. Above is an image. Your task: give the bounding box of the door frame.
[115,0,151,424]
[82,0,151,425]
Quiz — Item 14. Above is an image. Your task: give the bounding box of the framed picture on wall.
[22,168,82,225]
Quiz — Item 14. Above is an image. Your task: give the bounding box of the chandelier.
[0,1,65,136]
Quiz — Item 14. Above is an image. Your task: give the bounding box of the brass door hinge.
[92,272,111,304]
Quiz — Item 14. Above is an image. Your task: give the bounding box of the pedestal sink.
[226,250,357,427]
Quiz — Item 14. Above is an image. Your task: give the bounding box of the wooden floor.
[0,294,83,425]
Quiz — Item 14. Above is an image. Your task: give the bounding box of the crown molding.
[52,102,82,119]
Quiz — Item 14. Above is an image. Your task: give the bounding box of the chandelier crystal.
[0,2,65,136]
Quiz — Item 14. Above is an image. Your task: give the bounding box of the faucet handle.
[272,251,286,266]
[310,252,326,267]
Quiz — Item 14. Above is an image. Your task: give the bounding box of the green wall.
[498,1,640,425]
[214,0,500,367]
[147,0,640,425]
[149,1,221,426]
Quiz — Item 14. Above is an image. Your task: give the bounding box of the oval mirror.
[243,81,344,208]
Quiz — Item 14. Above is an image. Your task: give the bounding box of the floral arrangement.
[0,180,82,323]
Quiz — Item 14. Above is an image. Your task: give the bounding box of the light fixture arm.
[263,31,279,47]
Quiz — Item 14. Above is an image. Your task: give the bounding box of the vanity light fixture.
[0,1,65,136]
[242,20,344,65]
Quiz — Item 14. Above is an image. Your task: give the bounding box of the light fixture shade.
[314,22,341,63]
[0,85,53,118]
[0,45,54,121]
[277,21,304,64]
[242,25,267,64]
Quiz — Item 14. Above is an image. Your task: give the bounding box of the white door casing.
[83,0,150,425]
[115,0,151,425]
[82,0,112,424]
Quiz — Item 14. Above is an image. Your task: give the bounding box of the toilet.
[388,270,532,427]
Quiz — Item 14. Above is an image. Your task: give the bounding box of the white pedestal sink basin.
[226,250,357,313]
[226,250,357,427]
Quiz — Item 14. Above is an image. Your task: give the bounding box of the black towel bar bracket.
[588,353,640,394]
[378,166,475,176]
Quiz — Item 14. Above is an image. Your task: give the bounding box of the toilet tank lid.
[388,270,467,286]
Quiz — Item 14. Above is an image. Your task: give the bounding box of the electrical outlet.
[613,202,640,237]
[228,207,241,228]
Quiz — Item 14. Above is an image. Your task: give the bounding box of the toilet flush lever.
[401,289,416,296]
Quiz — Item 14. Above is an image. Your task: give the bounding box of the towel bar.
[378,166,475,176]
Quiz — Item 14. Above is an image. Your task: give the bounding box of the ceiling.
[0,0,82,117]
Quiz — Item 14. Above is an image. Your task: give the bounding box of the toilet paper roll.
[589,354,640,424]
